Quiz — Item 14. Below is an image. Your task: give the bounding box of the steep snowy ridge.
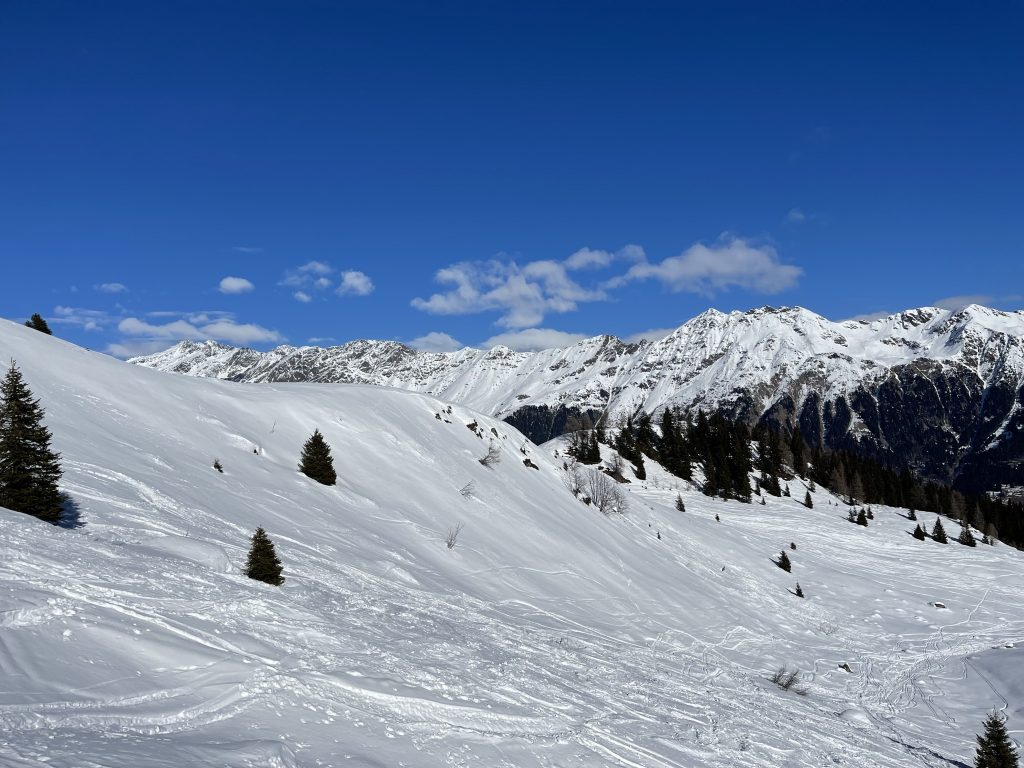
[132,305,1024,490]
[2,318,1024,767]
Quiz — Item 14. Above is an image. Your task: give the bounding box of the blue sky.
[2,1,1022,356]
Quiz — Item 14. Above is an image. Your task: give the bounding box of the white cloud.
[293,291,312,303]
[480,328,587,351]
[622,327,677,344]
[412,258,605,329]
[308,336,335,344]
[408,331,464,353]
[219,276,255,294]
[106,339,174,359]
[95,282,128,293]
[337,270,375,296]
[281,261,335,288]
[117,315,283,345]
[231,246,263,254]
[785,208,806,223]
[608,236,802,296]
[200,320,283,345]
[931,294,994,311]
[300,260,332,275]
[51,305,114,332]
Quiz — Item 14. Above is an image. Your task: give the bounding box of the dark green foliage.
[675,494,685,512]
[856,509,868,526]
[789,542,796,550]
[847,509,856,523]
[245,527,283,585]
[299,428,337,485]
[932,517,948,543]
[24,314,52,335]
[908,508,917,521]
[568,430,601,465]
[804,490,813,509]
[795,582,804,598]
[913,524,926,540]
[776,550,792,572]
[633,452,646,480]
[790,428,807,477]
[691,411,751,502]
[0,363,62,522]
[958,524,977,547]
[974,712,1019,767]
[213,458,223,473]
[657,408,692,480]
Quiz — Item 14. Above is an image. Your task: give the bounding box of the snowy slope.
[131,305,1024,491]
[3,318,1024,767]
[131,304,1024,422]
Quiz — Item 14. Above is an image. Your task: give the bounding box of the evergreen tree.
[776,550,792,572]
[804,490,813,509]
[958,524,977,547]
[856,509,868,526]
[675,494,685,512]
[633,452,646,480]
[847,509,857,523]
[24,313,52,335]
[908,508,917,521]
[913,524,926,540]
[974,711,1019,768]
[795,582,804,598]
[245,527,284,585]
[299,428,337,485]
[0,363,62,522]
[932,517,948,543]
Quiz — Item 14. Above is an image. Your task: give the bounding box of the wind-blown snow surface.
[2,319,1023,767]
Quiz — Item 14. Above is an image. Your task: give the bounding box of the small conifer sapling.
[974,711,1018,768]
[245,527,284,585]
[299,429,337,485]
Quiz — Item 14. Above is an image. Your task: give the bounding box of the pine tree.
[245,527,284,585]
[795,583,804,598]
[675,494,685,512]
[974,711,1019,768]
[908,508,917,521]
[804,490,813,509]
[0,363,62,522]
[299,429,337,485]
[24,314,52,335]
[932,517,948,543]
[958,524,977,547]
[856,509,868,526]
[913,524,926,540]
[776,550,792,572]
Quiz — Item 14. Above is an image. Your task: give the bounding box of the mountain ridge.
[131,304,1024,493]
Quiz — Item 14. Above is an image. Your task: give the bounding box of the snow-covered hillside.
[3,318,1024,767]
[131,304,1024,492]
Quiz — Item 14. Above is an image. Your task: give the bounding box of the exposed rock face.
[130,304,1024,492]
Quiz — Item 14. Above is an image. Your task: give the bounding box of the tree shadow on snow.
[56,494,85,529]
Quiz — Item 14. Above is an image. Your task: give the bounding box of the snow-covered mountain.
[132,304,1024,492]
[3,317,1024,767]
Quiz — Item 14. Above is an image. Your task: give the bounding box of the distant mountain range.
[131,304,1024,493]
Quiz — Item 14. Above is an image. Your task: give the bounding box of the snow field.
[1,319,1023,767]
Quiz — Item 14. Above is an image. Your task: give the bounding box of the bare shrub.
[478,442,501,467]
[459,481,475,499]
[768,666,808,695]
[445,522,464,549]
[586,469,628,515]
[562,458,584,497]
